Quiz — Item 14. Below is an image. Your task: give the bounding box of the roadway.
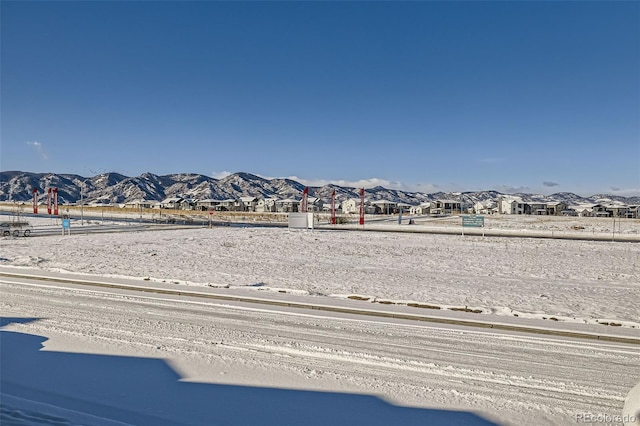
[1,272,638,425]
[3,211,638,242]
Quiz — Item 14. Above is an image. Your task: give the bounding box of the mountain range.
[1,171,638,208]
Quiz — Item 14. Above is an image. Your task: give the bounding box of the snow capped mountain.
[92,172,128,188]
[590,194,640,205]
[1,171,638,207]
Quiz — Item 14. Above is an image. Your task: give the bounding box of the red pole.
[330,190,336,225]
[359,188,365,225]
[47,188,52,214]
[33,188,38,214]
[53,188,59,215]
[301,187,308,212]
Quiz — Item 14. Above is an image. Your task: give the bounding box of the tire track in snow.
[2,279,638,426]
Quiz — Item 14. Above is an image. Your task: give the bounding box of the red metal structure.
[47,188,52,214]
[53,188,59,215]
[33,188,38,214]
[301,187,308,212]
[359,188,365,225]
[330,190,336,225]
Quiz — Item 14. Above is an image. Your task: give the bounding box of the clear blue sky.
[2,1,639,196]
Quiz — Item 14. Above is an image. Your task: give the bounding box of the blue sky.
[2,1,639,196]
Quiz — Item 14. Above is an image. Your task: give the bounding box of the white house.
[576,206,594,217]
[256,198,278,213]
[341,198,362,214]
[473,201,496,215]
[410,202,430,215]
[499,198,526,215]
[237,196,259,212]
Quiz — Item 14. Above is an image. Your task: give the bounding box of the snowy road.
[2,276,639,425]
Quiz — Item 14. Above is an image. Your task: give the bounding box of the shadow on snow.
[1,318,499,426]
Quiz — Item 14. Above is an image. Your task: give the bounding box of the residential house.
[397,202,412,214]
[298,197,324,212]
[123,199,154,209]
[321,199,339,213]
[591,204,608,217]
[195,199,222,211]
[178,198,196,210]
[606,204,630,218]
[473,201,496,215]
[560,208,578,216]
[499,198,526,215]
[341,198,361,214]
[576,206,594,217]
[371,200,397,215]
[216,199,237,211]
[237,196,259,212]
[525,202,547,215]
[276,198,300,213]
[430,200,461,215]
[256,198,278,213]
[410,202,431,215]
[160,197,182,210]
[545,201,568,216]
[591,203,630,217]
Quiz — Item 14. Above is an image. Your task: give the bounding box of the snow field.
[2,223,639,328]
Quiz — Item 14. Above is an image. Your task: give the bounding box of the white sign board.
[288,212,314,230]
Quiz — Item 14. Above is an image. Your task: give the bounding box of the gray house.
[160,197,183,209]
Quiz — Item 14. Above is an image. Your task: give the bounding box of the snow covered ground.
[2,215,640,328]
[2,276,639,426]
[1,215,639,425]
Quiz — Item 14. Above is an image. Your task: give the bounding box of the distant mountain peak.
[1,171,639,206]
[231,172,266,181]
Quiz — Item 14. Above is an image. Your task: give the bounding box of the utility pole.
[81,188,84,226]
[80,179,89,226]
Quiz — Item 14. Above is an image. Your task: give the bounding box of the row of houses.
[122,196,324,213]
[113,196,638,218]
[585,203,639,218]
[120,196,467,215]
[492,198,639,218]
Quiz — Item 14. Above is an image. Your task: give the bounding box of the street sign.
[462,215,484,237]
[462,215,484,227]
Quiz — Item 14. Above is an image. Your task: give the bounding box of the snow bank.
[624,382,640,426]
